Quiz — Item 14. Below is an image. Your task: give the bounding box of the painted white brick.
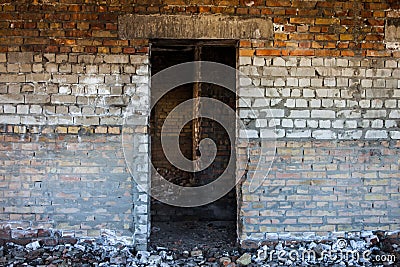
[393,69,400,78]
[337,58,349,67]
[361,120,370,128]
[261,108,285,117]
[359,100,370,108]
[274,78,285,86]
[239,109,259,118]
[385,120,397,128]
[239,56,252,65]
[286,77,298,86]
[253,78,261,86]
[261,78,273,86]
[337,110,361,119]
[291,89,301,97]
[345,120,357,128]
[265,88,280,97]
[240,129,258,138]
[371,119,384,128]
[323,78,336,87]
[337,78,349,87]
[311,78,323,87]
[240,77,252,86]
[303,89,315,97]
[334,100,346,108]
[316,89,340,98]
[364,110,386,118]
[285,58,297,67]
[3,105,16,113]
[282,119,293,127]
[260,129,285,139]
[239,87,265,97]
[299,58,311,66]
[253,57,265,66]
[324,58,336,67]
[389,110,400,118]
[371,99,383,108]
[310,99,321,108]
[286,129,311,138]
[253,98,270,107]
[307,120,318,128]
[238,98,252,108]
[373,79,385,88]
[312,58,324,66]
[289,110,310,118]
[272,57,286,66]
[270,99,282,106]
[280,88,291,97]
[291,68,315,77]
[312,130,336,139]
[269,119,280,127]
[390,131,400,139]
[385,60,397,68]
[365,130,388,139]
[284,99,295,108]
[294,119,306,128]
[263,67,289,77]
[361,79,373,88]
[311,110,335,118]
[338,130,362,140]
[322,99,334,108]
[386,79,397,88]
[299,78,310,87]
[347,100,358,108]
[295,99,307,107]
[319,120,331,128]
[332,120,344,128]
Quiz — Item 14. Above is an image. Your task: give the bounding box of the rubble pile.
[0,231,398,266]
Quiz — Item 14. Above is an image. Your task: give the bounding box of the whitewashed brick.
[239,109,259,118]
[389,110,400,118]
[17,105,29,114]
[347,100,358,108]
[337,59,349,67]
[386,79,397,88]
[332,120,344,128]
[253,98,269,107]
[272,57,286,66]
[345,120,357,128]
[269,119,280,127]
[311,110,335,118]
[337,78,349,87]
[274,78,285,86]
[323,78,336,87]
[252,78,261,86]
[307,120,318,128]
[338,130,362,140]
[286,77,298,86]
[390,131,400,139]
[361,79,372,88]
[310,99,321,108]
[3,105,15,113]
[263,67,289,77]
[239,87,265,97]
[265,88,280,97]
[334,100,346,108]
[239,56,252,65]
[294,119,306,128]
[319,120,331,128]
[337,110,361,119]
[393,69,400,78]
[385,60,397,68]
[286,129,311,138]
[312,130,336,139]
[291,89,301,97]
[365,130,388,139]
[359,100,370,108]
[324,58,336,66]
[270,99,282,106]
[284,99,295,108]
[261,108,285,117]
[240,77,252,86]
[261,78,273,86]
[303,89,315,97]
[312,58,324,66]
[104,55,129,64]
[371,99,383,108]
[311,78,323,87]
[289,110,310,118]
[291,68,315,77]
[285,58,297,66]
[371,119,383,128]
[322,99,334,108]
[295,99,307,107]
[385,120,397,128]
[280,88,291,97]
[253,57,265,66]
[239,129,258,138]
[373,79,385,88]
[299,78,310,87]
[260,129,285,139]
[364,110,386,118]
[316,89,340,98]
[282,119,293,127]
[0,115,20,124]
[299,58,311,66]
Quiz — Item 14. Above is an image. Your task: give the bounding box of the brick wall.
[0,0,399,249]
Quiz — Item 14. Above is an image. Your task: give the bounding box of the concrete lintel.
[118,14,273,40]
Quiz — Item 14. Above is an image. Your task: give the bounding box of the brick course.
[0,0,399,249]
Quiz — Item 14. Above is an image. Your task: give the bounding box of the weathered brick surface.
[0,0,399,250]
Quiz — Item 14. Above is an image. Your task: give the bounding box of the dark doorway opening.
[150,40,238,250]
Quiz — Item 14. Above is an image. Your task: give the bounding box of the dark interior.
[150,40,238,249]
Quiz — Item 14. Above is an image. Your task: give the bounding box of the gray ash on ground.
[0,230,398,266]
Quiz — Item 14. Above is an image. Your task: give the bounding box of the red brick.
[239,49,254,56]
[255,49,281,56]
[289,18,315,25]
[290,49,314,56]
[266,0,290,7]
